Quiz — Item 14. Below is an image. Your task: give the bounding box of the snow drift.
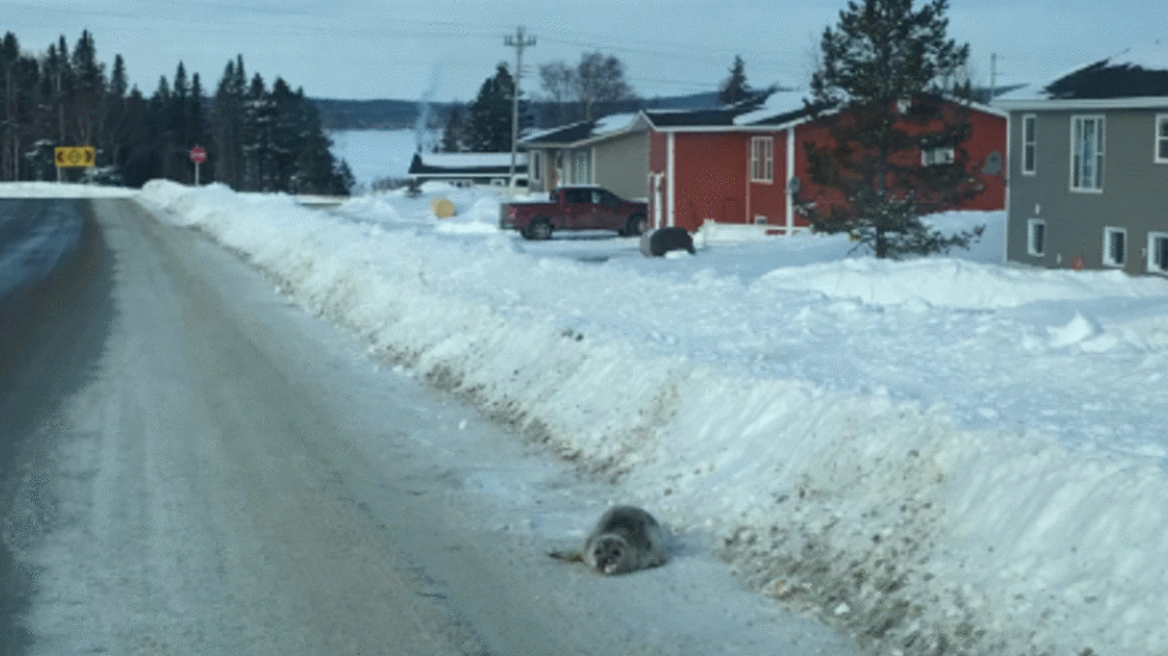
[138,180,1168,656]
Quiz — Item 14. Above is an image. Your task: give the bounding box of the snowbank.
[138,181,1168,656]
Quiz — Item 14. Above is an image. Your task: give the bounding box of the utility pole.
[505,26,535,194]
[989,52,998,103]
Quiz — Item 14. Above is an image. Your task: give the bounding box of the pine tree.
[469,63,515,152]
[242,72,276,191]
[212,57,247,188]
[799,0,983,259]
[1,32,23,180]
[719,55,751,105]
[440,102,469,152]
[70,30,105,147]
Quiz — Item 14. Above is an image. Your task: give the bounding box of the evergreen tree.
[798,0,982,259]
[439,102,468,152]
[212,56,247,188]
[269,77,302,189]
[0,32,347,191]
[1,32,24,180]
[242,72,276,190]
[469,63,515,152]
[719,55,751,105]
[70,30,105,146]
[189,72,207,149]
[42,38,74,143]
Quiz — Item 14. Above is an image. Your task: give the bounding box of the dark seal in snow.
[550,505,668,575]
[640,227,695,257]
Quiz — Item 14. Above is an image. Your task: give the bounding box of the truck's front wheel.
[523,218,553,240]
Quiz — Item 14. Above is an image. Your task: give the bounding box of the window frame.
[1027,218,1045,257]
[1102,226,1126,268]
[921,146,956,166]
[1070,115,1105,193]
[573,151,591,184]
[1021,114,1037,175]
[1148,231,1168,274]
[1156,114,1168,164]
[750,136,774,183]
[529,150,542,184]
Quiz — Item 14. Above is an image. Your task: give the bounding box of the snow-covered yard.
[120,177,1166,656]
[9,174,1165,655]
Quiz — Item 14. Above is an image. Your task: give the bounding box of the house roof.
[998,43,1168,109]
[643,89,1000,132]
[639,90,807,131]
[408,152,526,176]
[520,113,641,147]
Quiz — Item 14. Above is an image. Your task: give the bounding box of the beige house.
[519,113,649,201]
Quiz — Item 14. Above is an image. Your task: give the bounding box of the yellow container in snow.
[430,197,456,218]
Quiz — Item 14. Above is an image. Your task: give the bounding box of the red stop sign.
[190,145,207,163]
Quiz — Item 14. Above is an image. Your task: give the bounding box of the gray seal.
[550,505,668,575]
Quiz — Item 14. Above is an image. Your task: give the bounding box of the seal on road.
[550,505,668,575]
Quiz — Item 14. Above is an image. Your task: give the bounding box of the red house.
[640,90,1006,235]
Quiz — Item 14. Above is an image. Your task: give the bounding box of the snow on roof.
[409,152,526,174]
[1000,42,1168,102]
[591,112,639,135]
[521,112,641,146]
[732,89,814,126]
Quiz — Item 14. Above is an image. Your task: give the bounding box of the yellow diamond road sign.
[54,146,96,168]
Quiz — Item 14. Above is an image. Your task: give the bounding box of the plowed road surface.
[0,198,861,656]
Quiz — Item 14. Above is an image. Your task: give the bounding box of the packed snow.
[5,176,1168,655]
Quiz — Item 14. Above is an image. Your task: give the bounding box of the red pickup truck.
[499,186,649,240]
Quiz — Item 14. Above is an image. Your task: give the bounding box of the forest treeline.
[0,30,353,193]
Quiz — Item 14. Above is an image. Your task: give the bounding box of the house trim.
[1156,113,1168,164]
[1027,218,1046,256]
[1069,114,1105,194]
[786,127,796,233]
[998,95,1168,111]
[1148,231,1168,274]
[667,131,676,227]
[1102,226,1126,268]
[750,136,774,183]
[1021,113,1037,176]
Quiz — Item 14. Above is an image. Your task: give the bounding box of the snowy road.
[1,198,863,656]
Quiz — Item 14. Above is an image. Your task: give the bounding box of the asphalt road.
[1,198,108,655]
[0,198,581,655]
[0,197,865,656]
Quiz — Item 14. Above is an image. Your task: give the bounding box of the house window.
[1148,232,1168,274]
[751,137,774,183]
[1070,115,1104,192]
[1027,218,1045,256]
[1156,115,1168,164]
[921,147,955,166]
[530,151,542,184]
[1103,227,1126,267]
[573,151,590,184]
[1022,114,1037,175]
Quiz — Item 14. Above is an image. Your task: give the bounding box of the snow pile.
[138,180,1168,656]
[760,256,1166,309]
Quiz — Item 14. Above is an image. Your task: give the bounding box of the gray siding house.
[519,113,649,201]
[999,45,1168,275]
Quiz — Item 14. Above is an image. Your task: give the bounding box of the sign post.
[189,145,207,185]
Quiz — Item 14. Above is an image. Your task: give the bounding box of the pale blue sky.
[2,0,1162,101]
